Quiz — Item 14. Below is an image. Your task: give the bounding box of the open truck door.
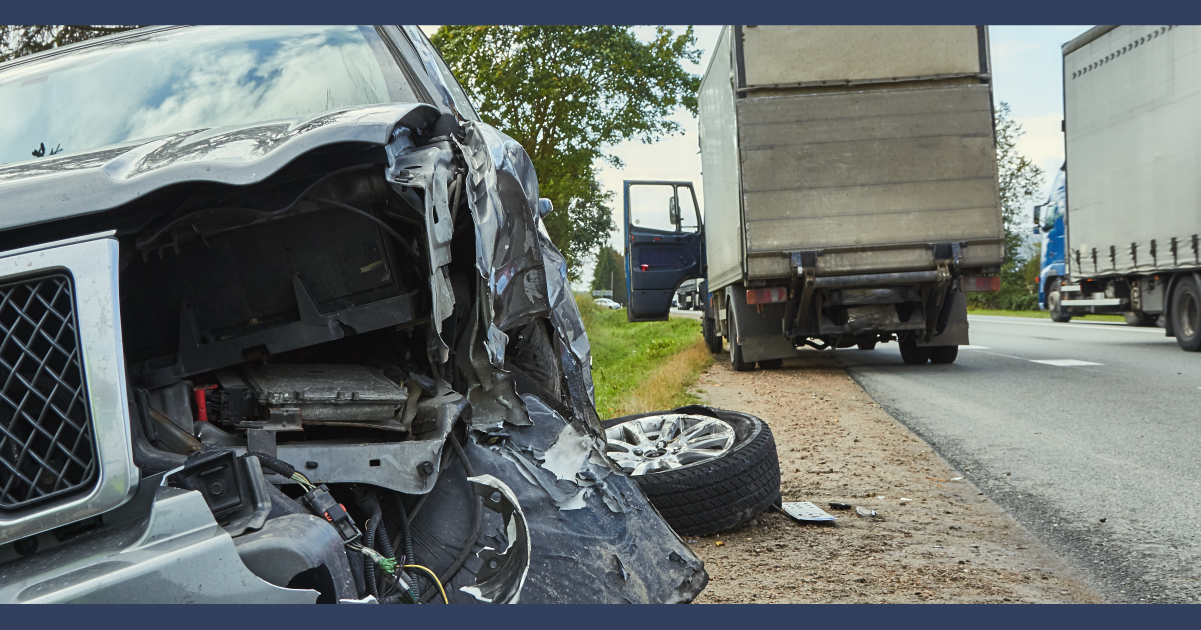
[624,180,704,322]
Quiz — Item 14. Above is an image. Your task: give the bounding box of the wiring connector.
[300,483,361,543]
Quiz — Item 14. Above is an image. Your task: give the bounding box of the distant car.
[595,298,622,310]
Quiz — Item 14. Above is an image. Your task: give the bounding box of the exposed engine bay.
[0,108,705,603]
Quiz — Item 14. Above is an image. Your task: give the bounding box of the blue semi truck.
[1034,164,1071,321]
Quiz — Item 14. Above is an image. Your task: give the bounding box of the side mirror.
[1033,204,1042,225]
[538,198,554,218]
[669,196,681,230]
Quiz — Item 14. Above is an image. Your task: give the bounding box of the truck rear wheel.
[1048,278,1072,323]
[1171,276,1201,351]
[702,311,722,354]
[899,339,932,364]
[929,345,959,364]
[727,305,754,371]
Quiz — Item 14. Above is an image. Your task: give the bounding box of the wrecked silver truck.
[0,25,709,603]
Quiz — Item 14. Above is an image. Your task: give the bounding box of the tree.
[590,245,627,305]
[431,26,701,280]
[968,101,1046,310]
[0,26,142,63]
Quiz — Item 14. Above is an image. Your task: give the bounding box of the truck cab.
[623,180,706,323]
[1035,164,1069,319]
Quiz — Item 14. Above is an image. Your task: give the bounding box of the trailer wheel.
[702,312,722,354]
[857,340,877,350]
[929,345,959,364]
[1048,278,1072,323]
[1171,277,1201,351]
[899,339,932,364]
[602,407,781,536]
[727,305,754,371]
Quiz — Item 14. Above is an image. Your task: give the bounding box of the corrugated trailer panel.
[737,85,1004,278]
[698,27,744,291]
[1065,25,1201,278]
[740,26,982,87]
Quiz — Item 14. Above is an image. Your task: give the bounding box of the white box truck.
[1049,25,1201,351]
[624,25,1004,369]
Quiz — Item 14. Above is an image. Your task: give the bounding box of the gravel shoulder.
[686,350,1102,604]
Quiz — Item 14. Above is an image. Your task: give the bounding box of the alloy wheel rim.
[605,414,736,475]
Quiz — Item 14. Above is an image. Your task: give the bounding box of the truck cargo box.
[699,25,1004,290]
[1063,25,1201,278]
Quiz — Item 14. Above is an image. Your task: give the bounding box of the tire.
[857,340,877,351]
[758,359,783,369]
[929,345,959,364]
[1171,276,1201,351]
[602,407,781,536]
[727,305,754,372]
[702,311,723,354]
[899,339,932,364]
[1048,278,1072,323]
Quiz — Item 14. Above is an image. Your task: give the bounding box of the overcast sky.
[424,26,1093,287]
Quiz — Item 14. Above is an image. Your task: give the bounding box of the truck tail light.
[960,276,1000,292]
[746,287,788,304]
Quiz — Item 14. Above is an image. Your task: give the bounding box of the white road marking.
[968,316,1163,334]
[1029,359,1104,367]
[960,345,990,350]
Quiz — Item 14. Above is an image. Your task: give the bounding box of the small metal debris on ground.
[715,541,724,547]
[899,498,912,503]
[950,477,964,481]
[828,502,853,510]
[856,507,879,518]
[776,502,836,524]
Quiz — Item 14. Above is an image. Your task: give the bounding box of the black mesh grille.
[0,274,97,510]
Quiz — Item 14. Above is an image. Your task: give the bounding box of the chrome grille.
[0,273,97,510]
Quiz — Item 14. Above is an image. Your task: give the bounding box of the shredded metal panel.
[0,274,97,510]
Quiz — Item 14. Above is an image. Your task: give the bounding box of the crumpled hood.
[0,102,441,233]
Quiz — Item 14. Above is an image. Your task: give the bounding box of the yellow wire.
[404,564,448,604]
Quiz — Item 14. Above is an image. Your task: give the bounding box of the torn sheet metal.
[459,475,530,604]
[455,123,548,359]
[408,395,707,603]
[385,130,457,360]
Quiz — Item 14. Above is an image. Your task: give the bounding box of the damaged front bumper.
[0,106,706,604]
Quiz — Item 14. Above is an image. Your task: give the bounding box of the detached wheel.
[929,345,959,364]
[1048,279,1072,323]
[899,339,932,364]
[1171,276,1201,351]
[603,408,781,536]
[727,305,753,371]
[702,312,722,354]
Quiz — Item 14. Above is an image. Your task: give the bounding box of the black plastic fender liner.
[407,396,708,603]
[603,406,782,536]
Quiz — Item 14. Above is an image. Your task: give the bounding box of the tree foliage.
[969,102,1046,310]
[0,26,142,63]
[590,245,627,305]
[431,26,701,280]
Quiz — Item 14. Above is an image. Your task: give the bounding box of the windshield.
[0,26,419,167]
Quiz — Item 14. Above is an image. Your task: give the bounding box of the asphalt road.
[834,315,1200,604]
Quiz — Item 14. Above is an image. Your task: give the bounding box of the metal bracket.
[788,251,818,330]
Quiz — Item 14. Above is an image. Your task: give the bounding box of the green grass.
[967,308,1125,322]
[576,296,711,419]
